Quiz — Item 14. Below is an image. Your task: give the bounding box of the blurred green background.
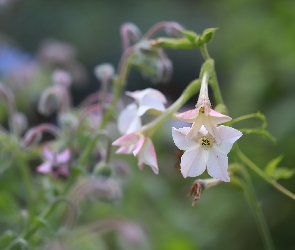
[1,0,295,249]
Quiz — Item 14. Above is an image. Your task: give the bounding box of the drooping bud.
[11,112,28,135]
[143,21,185,39]
[38,85,69,115]
[94,63,115,82]
[120,23,142,50]
[22,123,60,147]
[52,69,72,88]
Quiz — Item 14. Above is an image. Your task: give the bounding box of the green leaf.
[201,28,218,44]
[180,30,199,42]
[0,230,17,249]
[265,155,295,180]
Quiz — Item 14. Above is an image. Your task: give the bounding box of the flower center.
[199,136,212,148]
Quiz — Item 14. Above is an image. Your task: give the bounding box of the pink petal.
[43,146,54,161]
[137,138,158,174]
[176,108,199,122]
[112,133,138,147]
[206,148,229,182]
[218,125,243,154]
[118,104,141,134]
[180,148,207,178]
[56,149,71,164]
[37,162,52,174]
[116,145,134,154]
[172,127,194,150]
[208,109,232,123]
[133,135,145,156]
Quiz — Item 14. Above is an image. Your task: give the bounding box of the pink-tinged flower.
[172,125,242,182]
[118,88,166,134]
[37,146,71,178]
[112,133,158,174]
[176,73,231,142]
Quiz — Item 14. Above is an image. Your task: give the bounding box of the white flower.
[172,125,242,182]
[118,88,166,134]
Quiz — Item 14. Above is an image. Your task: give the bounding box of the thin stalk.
[17,155,34,216]
[239,165,275,250]
[99,46,134,129]
[237,149,295,200]
[143,79,200,136]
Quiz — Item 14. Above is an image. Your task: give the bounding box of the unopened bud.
[12,112,28,135]
[52,69,72,88]
[22,128,42,147]
[93,162,113,177]
[121,23,142,50]
[164,22,185,38]
[38,85,69,115]
[0,82,14,103]
[94,63,115,81]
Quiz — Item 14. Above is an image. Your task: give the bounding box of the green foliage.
[265,155,295,180]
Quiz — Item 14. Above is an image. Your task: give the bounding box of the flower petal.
[137,138,159,174]
[180,147,207,178]
[206,147,229,182]
[133,135,145,156]
[137,93,166,116]
[218,125,243,154]
[185,115,204,141]
[176,108,199,122]
[208,109,232,124]
[112,133,139,147]
[172,127,195,150]
[56,149,71,164]
[43,146,54,161]
[116,145,134,154]
[37,162,52,174]
[118,103,141,134]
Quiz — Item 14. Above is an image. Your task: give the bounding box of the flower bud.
[163,22,185,38]
[52,69,72,88]
[94,63,115,82]
[11,112,28,135]
[120,23,142,50]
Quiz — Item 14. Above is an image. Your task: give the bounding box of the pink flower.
[37,146,71,178]
[176,73,231,142]
[172,125,242,182]
[118,88,166,134]
[112,133,158,174]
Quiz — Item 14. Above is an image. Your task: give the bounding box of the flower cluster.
[172,73,242,182]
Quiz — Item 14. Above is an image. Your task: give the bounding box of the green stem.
[17,156,34,216]
[99,48,133,129]
[239,164,275,250]
[227,112,266,128]
[24,197,77,240]
[237,150,295,200]
[143,79,201,136]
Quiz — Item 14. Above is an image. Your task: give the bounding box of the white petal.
[172,127,191,150]
[185,115,204,141]
[137,138,158,174]
[218,125,243,154]
[180,147,207,178]
[206,147,230,182]
[118,104,141,134]
[137,94,166,116]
